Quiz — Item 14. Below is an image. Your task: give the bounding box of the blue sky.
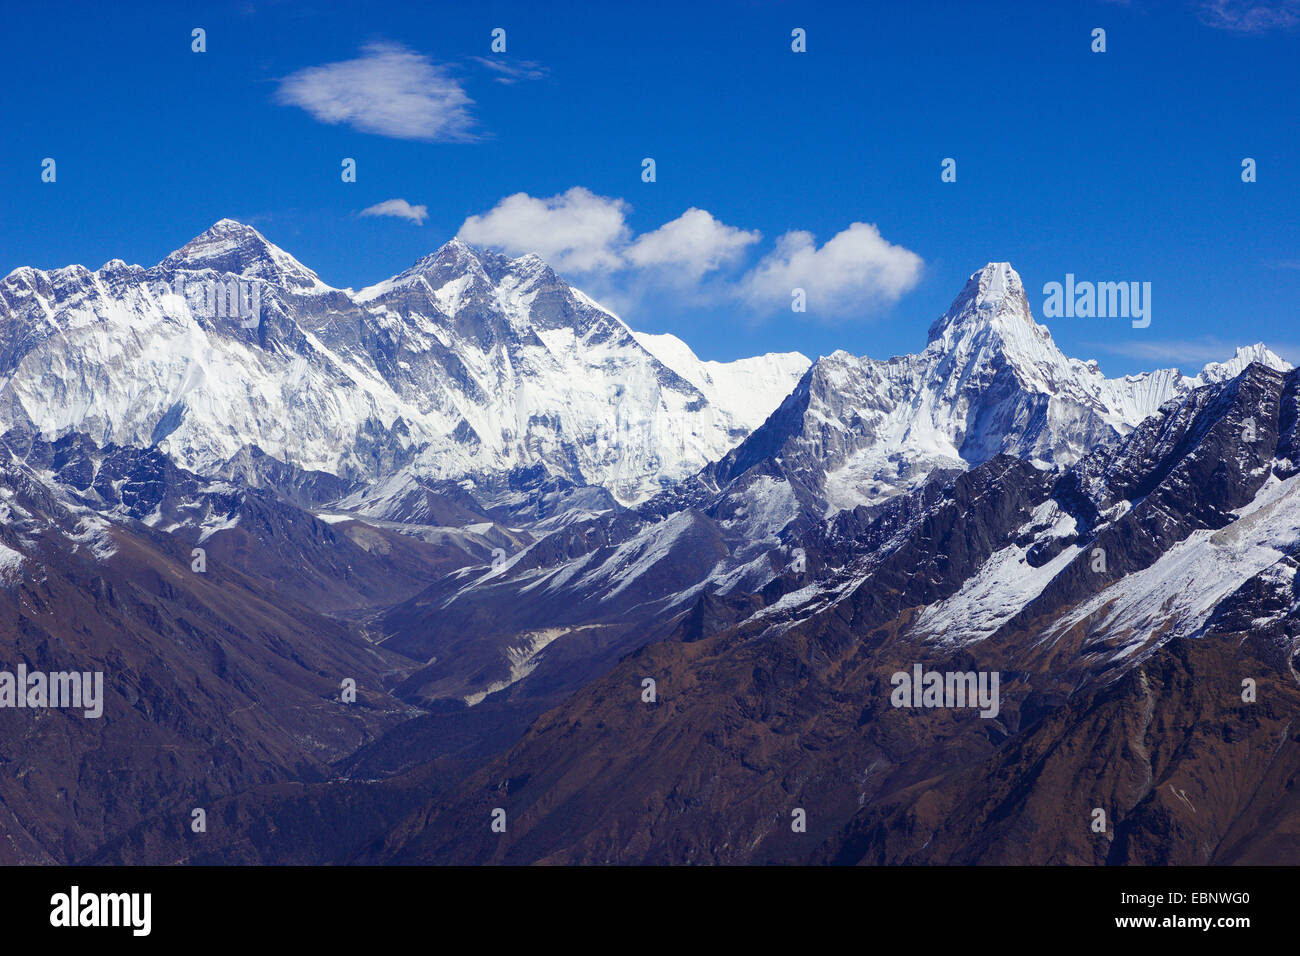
[1,0,1296,374]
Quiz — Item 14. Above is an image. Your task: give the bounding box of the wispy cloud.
[457,187,923,320]
[1196,0,1300,32]
[359,199,428,225]
[276,42,475,142]
[471,57,549,84]
[1086,336,1298,368]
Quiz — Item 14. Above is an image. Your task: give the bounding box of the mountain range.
[0,220,1296,865]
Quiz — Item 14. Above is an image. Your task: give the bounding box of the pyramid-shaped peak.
[359,236,549,303]
[397,237,490,284]
[927,262,1034,344]
[182,218,276,250]
[433,236,472,258]
[955,262,1028,313]
[161,220,328,291]
[971,261,1021,295]
[209,217,258,233]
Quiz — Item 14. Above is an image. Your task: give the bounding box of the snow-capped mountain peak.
[159,218,331,292]
[711,261,1292,515]
[351,236,808,502]
[924,262,1064,384]
[1196,343,1289,385]
[356,238,532,307]
[0,222,809,506]
[927,262,1036,342]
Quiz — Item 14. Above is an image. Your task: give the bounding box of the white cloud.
[740,222,924,317]
[276,43,475,142]
[458,187,631,272]
[458,191,758,280]
[456,189,924,320]
[359,199,428,225]
[626,208,760,279]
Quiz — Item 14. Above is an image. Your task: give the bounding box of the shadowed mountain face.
[355,367,1300,866]
[1,226,1296,865]
[0,439,420,863]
